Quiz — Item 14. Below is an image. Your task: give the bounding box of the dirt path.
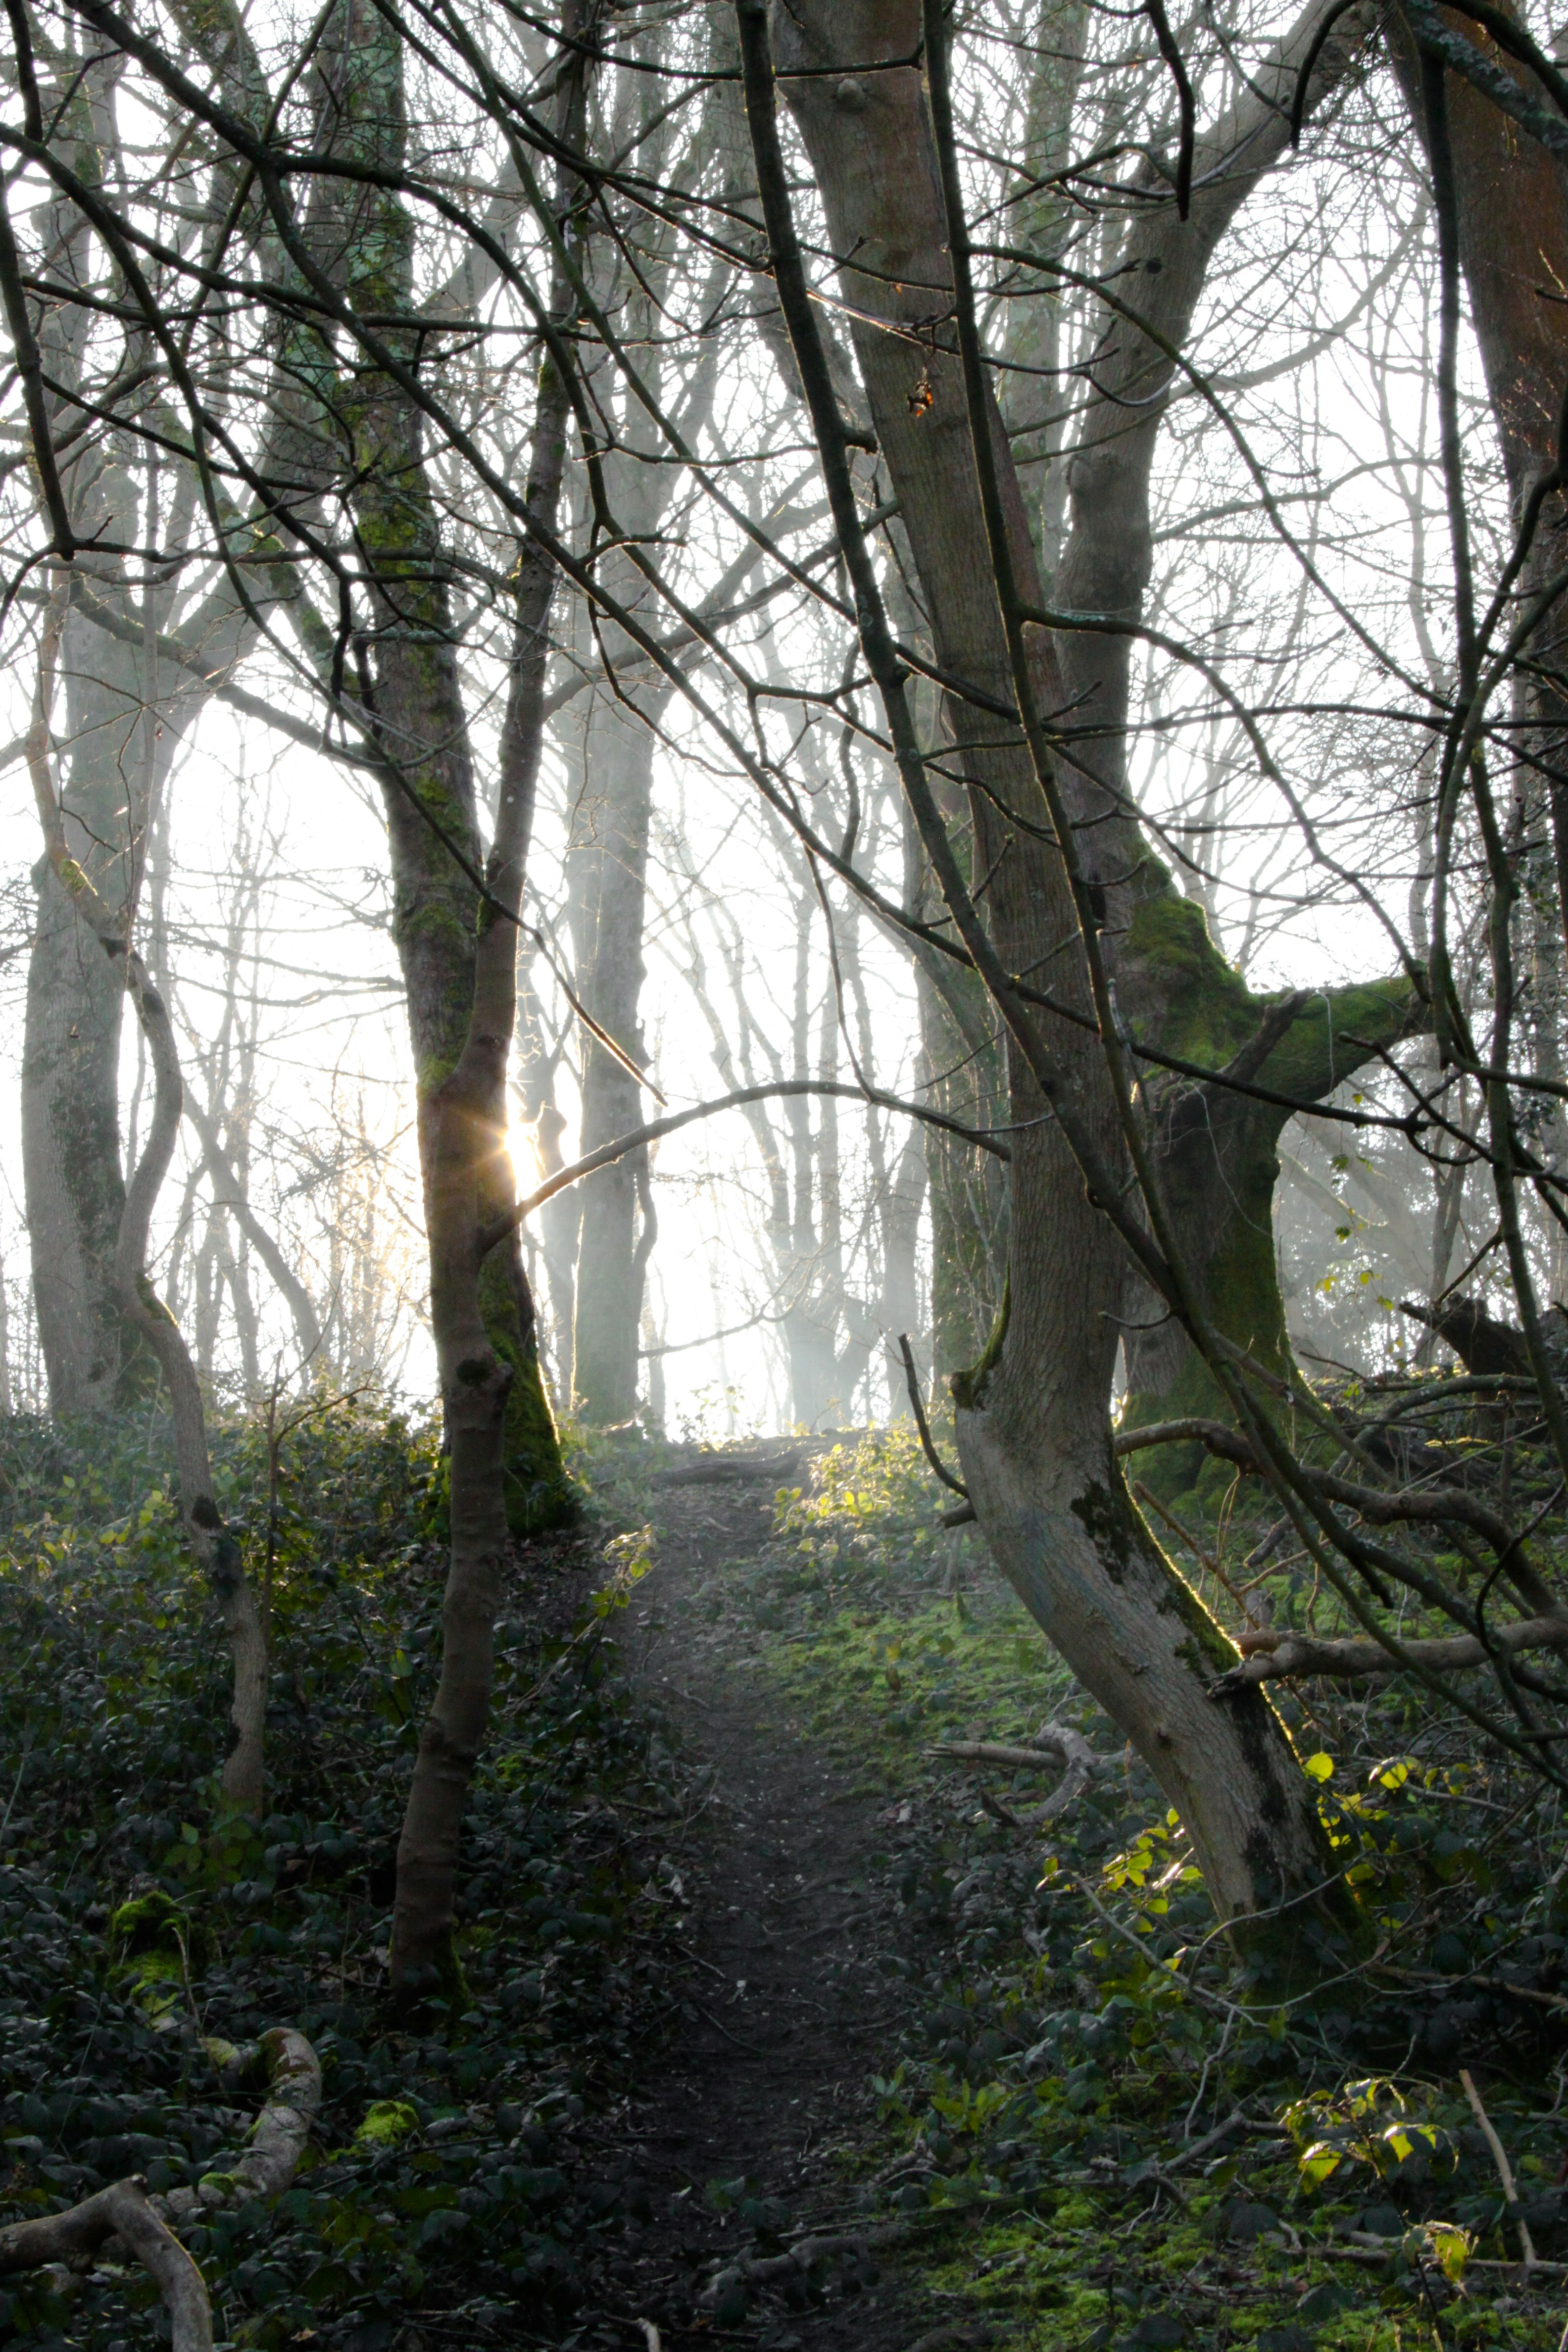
[584,1468,958,2352]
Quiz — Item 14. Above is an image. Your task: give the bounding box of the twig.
[702,2220,906,2303]
[1162,2106,1257,2173]
[1134,1480,1262,1623]
[1461,2066,1537,2268]
[898,1333,969,1498]
[1374,1961,1568,2016]
[696,2003,761,2054]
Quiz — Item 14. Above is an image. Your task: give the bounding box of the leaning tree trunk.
[749,0,1355,1952]
[777,0,1410,1456]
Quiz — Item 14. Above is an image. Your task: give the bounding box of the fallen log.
[649,1452,801,1488]
[0,2180,210,2352]
[159,2027,321,2221]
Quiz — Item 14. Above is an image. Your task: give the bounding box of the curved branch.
[0,2180,210,2351]
[482,1078,1010,1258]
[898,1332,968,1497]
[0,2027,319,2352]
[165,2027,321,2217]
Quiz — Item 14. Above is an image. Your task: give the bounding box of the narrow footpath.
[579,1457,972,2352]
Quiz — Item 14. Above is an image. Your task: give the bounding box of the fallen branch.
[0,2179,211,2351]
[1372,1961,1568,2017]
[1462,2066,1537,2269]
[0,2025,320,2351]
[161,2027,321,2219]
[929,1723,1110,1820]
[1158,2106,1281,2175]
[703,2219,906,2304]
[648,1451,801,1488]
[1215,1614,1568,1686]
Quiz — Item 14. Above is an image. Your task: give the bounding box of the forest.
[1,0,1568,2345]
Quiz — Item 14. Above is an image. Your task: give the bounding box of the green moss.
[355,2099,419,2147]
[477,1253,581,1536]
[950,1272,1010,1410]
[1118,937,1424,1501]
[1127,888,1256,1064]
[1259,974,1421,1102]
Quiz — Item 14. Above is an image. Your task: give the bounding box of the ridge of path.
[588,1447,979,2352]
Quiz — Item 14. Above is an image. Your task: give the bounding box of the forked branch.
[0,2025,320,2352]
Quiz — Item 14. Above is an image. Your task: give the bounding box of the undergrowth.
[697,1427,1568,2351]
[0,1404,697,2352]
[4,1402,1568,2352]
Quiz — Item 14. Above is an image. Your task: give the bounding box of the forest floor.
[580,1453,944,2352]
[2,1409,1568,2352]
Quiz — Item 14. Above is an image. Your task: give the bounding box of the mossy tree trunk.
[1119,922,1423,1491]
[760,0,1362,1954]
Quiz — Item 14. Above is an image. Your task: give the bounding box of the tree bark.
[757,0,1357,1946]
[26,588,267,1815]
[1386,5,1568,995]
[569,697,660,1421]
[16,17,316,1415]
[314,0,575,1536]
[382,1,589,1991]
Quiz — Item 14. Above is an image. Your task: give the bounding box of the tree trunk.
[313,0,575,1538]
[569,699,660,1421]
[1120,976,1423,1491]
[22,527,168,1413]
[26,590,267,1814]
[758,0,1358,1946]
[1386,5,1568,998]
[374,0,589,1991]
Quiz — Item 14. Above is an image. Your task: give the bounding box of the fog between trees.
[3,0,1568,2332]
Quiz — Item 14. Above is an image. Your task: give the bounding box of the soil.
[572,1462,967,2352]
